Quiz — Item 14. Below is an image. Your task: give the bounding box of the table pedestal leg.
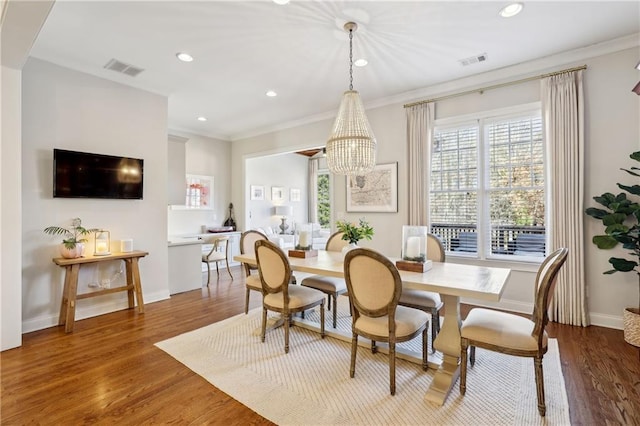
[425,294,462,405]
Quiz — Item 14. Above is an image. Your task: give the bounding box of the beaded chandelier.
[326,22,376,176]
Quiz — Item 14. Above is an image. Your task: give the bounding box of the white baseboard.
[22,290,170,334]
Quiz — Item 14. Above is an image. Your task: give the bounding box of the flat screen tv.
[53,149,144,199]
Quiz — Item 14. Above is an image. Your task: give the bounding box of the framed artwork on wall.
[185,174,213,209]
[250,185,265,201]
[271,186,284,202]
[290,188,301,202]
[346,162,398,212]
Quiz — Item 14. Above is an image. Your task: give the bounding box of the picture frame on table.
[250,185,265,201]
[346,162,398,212]
[290,188,301,202]
[271,186,284,202]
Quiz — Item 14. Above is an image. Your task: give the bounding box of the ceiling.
[28,1,640,141]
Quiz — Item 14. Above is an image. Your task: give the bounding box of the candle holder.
[289,223,318,258]
[396,225,431,272]
[94,230,111,256]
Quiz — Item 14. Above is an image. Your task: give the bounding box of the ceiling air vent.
[459,53,488,67]
[103,59,145,77]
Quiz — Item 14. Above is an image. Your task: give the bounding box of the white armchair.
[310,223,331,250]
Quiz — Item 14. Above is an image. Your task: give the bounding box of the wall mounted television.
[53,149,144,199]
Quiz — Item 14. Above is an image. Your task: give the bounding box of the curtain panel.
[541,70,588,326]
[308,158,319,224]
[406,103,434,226]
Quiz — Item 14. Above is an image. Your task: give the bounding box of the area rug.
[155,299,570,425]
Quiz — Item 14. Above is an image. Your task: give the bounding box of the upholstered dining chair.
[460,247,568,416]
[255,239,326,353]
[398,233,445,352]
[202,235,233,284]
[240,230,268,313]
[344,248,429,395]
[301,231,349,328]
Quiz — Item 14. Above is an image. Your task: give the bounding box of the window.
[430,107,545,260]
[317,171,331,228]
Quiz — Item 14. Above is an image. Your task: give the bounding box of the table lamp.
[274,205,293,234]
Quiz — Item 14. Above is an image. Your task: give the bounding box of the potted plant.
[336,218,374,257]
[44,218,99,259]
[585,151,640,347]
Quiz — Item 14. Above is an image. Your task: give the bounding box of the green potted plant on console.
[585,151,640,347]
[44,217,99,259]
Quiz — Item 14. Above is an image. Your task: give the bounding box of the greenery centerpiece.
[44,218,99,258]
[585,151,640,347]
[336,218,374,245]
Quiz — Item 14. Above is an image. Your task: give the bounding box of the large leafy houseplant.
[336,218,374,245]
[585,151,640,346]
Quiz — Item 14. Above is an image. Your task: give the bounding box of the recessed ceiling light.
[176,52,194,62]
[354,58,368,67]
[499,3,523,18]
[197,116,207,122]
[273,0,290,5]
[266,90,278,97]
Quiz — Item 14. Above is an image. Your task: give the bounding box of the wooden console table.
[53,250,148,332]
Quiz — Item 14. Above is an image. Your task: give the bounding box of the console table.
[53,250,148,332]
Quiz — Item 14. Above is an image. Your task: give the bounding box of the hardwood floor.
[2,266,639,425]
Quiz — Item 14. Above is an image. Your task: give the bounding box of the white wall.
[21,58,171,332]
[232,45,640,328]
[246,153,309,231]
[1,65,23,350]
[166,131,233,236]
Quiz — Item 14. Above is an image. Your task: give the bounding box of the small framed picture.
[290,188,301,202]
[250,185,265,201]
[271,186,284,202]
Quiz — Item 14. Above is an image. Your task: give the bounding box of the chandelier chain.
[349,28,353,91]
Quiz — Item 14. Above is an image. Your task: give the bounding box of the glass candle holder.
[295,223,313,250]
[94,230,111,256]
[401,225,427,262]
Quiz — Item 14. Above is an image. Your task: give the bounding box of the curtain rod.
[403,65,587,109]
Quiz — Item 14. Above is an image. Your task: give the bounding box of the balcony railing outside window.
[431,223,545,257]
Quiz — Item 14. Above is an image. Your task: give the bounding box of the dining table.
[234,249,511,406]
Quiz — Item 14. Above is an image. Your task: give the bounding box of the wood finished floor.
[2,266,639,425]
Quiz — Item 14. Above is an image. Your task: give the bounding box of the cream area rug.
[155,299,570,425]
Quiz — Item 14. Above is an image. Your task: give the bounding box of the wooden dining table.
[234,249,511,406]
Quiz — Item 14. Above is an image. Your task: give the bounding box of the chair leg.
[534,356,546,416]
[215,261,220,276]
[261,308,267,342]
[332,294,338,328]
[371,340,377,354]
[470,346,476,366]
[244,288,250,314]
[225,258,233,280]
[205,261,211,286]
[422,328,428,371]
[430,307,438,353]
[284,313,290,354]
[389,339,396,395]
[327,294,332,311]
[460,339,468,395]
[320,301,325,338]
[350,333,358,378]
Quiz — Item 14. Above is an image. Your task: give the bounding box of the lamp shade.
[274,205,293,216]
[326,90,377,175]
